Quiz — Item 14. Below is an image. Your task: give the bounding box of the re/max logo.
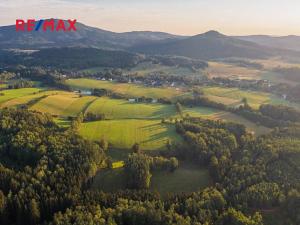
[16,19,77,32]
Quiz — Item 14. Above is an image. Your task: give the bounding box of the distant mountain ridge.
[0,20,300,60]
[0,19,184,50]
[235,35,300,52]
[130,30,278,60]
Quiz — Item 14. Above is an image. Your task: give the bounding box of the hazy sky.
[1,0,300,35]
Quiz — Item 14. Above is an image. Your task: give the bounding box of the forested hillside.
[0,108,299,225]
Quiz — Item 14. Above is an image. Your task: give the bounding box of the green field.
[31,92,96,117]
[86,97,176,119]
[79,119,181,151]
[0,90,61,108]
[184,106,271,136]
[0,83,7,89]
[92,161,211,196]
[202,86,299,109]
[0,88,42,105]
[129,62,203,77]
[150,162,211,196]
[66,78,188,100]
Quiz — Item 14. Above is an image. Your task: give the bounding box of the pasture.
[66,78,188,100]
[129,62,203,77]
[206,61,262,80]
[79,119,181,151]
[0,90,59,108]
[183,106,271,136]
[202,86,297,109]
[91,161,211,196]
[86,97,176,119]
[31,92,96,117]
[0,88,42,105]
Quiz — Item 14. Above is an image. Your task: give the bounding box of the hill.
[236,35,300,52]
[0,19,182,50]
[131,30,278,60]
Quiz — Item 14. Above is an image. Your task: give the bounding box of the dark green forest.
[0,108,299,225]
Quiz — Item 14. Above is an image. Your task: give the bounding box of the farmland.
[0,88,42,105]
[129,62,203,77]
[30,92,96,117]
[202,86,300,109]
[79,119,181,151]
[183,106,270,136]
[206,61,262,80]
[66,78,188,100]
[91,161,211,196]
[86,97,175,119]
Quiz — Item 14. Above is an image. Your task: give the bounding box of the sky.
[0,0,300,36]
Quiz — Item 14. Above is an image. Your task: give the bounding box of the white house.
[128,99,136,103]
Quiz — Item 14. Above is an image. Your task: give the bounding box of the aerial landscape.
[0,1,299,225]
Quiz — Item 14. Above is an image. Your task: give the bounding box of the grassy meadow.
[206,61,262,80]
[183,106,271,136]
[129,62,203,77]
[31,92,96,117]
[91,161,211,196]
[86,97,176,119]
[66,78,188,100]
[202,86,299,109]
[79,119,181,151]
[0,88,42,105]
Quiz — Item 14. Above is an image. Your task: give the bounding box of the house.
[152,99,158,103]
[128,99,136,103]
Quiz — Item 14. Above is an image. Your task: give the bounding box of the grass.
[91,168,126,192]
[0,90,59,108]
[183,106,271,136]
[150,162,211,196]
[129,62,203,77]
[206,61,261,80]
[86,97,176,119]
[31,92,96,117]
[182,106,222,118]
[202,86,271,109]
[0,83,7,89]
[0,88,42,105]
[66,78,188,100]
[79,119,181,151]
[91,161,211,196]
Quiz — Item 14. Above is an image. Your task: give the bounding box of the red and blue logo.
[16,19,77,32]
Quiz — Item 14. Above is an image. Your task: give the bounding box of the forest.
[0,108,299,225]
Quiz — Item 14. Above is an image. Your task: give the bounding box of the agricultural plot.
[86,97,176,119]
[202,86,294,109]
[79,119,181,151]
[206,61,262,80]
[183,106,271,136]
[0,88,42,105]
[31,92,95,117]
[129,62,203,77]
[203,87,271,108]
[66,78,188,100]
[91,162,211,196]
[0,83,7,89]
[0,90,59,108]
[150,162,211,196]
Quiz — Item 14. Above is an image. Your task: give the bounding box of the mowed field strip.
[0,88,42,105]
[202,86,299,109]
[66,78,189,100]
[0,90,62,108]
[86,97,176,119]
[183,106,271,136]
[79,119,182,151]
[31,92,96,117]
